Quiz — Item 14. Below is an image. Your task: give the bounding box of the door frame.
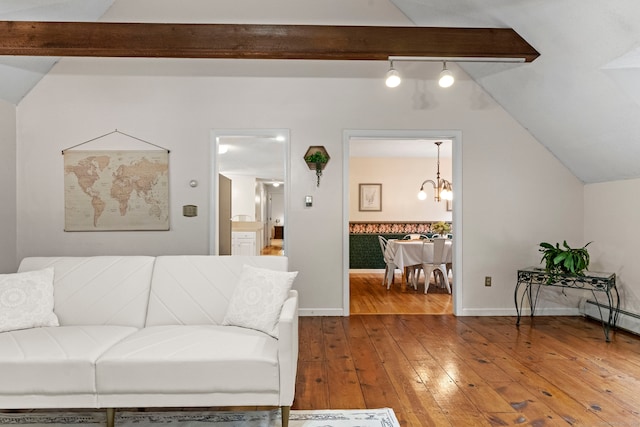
[342,129,463,315]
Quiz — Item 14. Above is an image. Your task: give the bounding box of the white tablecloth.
[389,239,452,269]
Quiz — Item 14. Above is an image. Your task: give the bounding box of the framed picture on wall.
[446,199,452,211]
[359,183,382,211]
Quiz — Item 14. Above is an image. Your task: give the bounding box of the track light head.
[438,62,454,88]
[385,61,401,88]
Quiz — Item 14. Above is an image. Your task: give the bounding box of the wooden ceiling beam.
[0,21,539,62]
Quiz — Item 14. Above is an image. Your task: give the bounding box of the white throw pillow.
[0,268,59,333]
[223,264,298,338]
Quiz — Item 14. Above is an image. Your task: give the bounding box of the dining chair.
[399,235,422,290]
[403,234,430,240]
[418,238,450,294]
[378,235,399,289]
[446,239,453,278]
[402,234,421,240]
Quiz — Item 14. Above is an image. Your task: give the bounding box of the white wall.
[226,174,257,220]
[0,99,16,273]
[269,189,285,225]
[585,179,640,315]
[460,113,583,314]
[350,157,452,222]
[15,58,584,314]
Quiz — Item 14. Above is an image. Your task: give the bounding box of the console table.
[274,225,284,239]
[515,267,619,341]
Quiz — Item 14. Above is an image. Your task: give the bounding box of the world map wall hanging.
[61,129,171,232]
[63,150,169,231]
[64,150,169,231]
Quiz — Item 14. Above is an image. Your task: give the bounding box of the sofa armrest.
[277,289,299,406]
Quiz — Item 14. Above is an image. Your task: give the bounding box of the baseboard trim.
[458,307,581,317]
[299,308,345,317]
[582,300,640,336]
[298,307,582,317]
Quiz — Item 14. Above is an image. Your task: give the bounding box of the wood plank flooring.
[299,272,640,426]
[260,244,284,256]
[350,271,452,315]
[293,314,640,426]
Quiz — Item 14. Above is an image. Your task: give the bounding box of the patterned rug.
[0,408,399,427]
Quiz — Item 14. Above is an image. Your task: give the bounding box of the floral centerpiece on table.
[431,221,451,236]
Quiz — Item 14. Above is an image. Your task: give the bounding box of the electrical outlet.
[484,276,492,287]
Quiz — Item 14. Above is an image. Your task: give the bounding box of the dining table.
[387,239,453,288]
[388,239,453,269]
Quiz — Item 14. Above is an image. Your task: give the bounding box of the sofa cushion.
[96,325,280,395]
[222,264,297,338]
[0,268,59,333]
[0,325,138,395]
[18,256,155,327]
[145,256,289,326]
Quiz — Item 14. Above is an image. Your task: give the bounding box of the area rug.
[0,408,399,427]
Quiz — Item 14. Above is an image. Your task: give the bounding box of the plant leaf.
[553,253,567,265]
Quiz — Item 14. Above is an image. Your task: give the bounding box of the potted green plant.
[539,240,591,276]
[304,146,330,186]
[431,221,451,236]
[304,151,329,169]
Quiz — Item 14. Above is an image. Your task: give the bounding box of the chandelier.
[417,141,453,202]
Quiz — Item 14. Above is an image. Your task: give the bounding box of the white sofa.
[0,255,299,427]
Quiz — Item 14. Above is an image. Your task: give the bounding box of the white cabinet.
[232,231,257,256]
[230,221,263,256]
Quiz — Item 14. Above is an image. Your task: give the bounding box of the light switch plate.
[305,196,313,207]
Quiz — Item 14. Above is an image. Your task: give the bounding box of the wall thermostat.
[183,205,198,217]
[305,196,313,207]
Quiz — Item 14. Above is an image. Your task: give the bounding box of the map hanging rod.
[61,129,170,154]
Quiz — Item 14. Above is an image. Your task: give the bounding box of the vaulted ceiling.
[2,0,640,184]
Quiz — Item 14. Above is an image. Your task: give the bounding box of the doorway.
[342,130,463,316]
[210,129,289,256]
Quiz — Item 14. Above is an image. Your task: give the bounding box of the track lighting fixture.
[384,56,525,88]
[385,61,401,88]
[438,61,454,88]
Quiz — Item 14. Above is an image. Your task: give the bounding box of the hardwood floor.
[261,243,284,256]
[350,271,452,315]
[293,314,640,426]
